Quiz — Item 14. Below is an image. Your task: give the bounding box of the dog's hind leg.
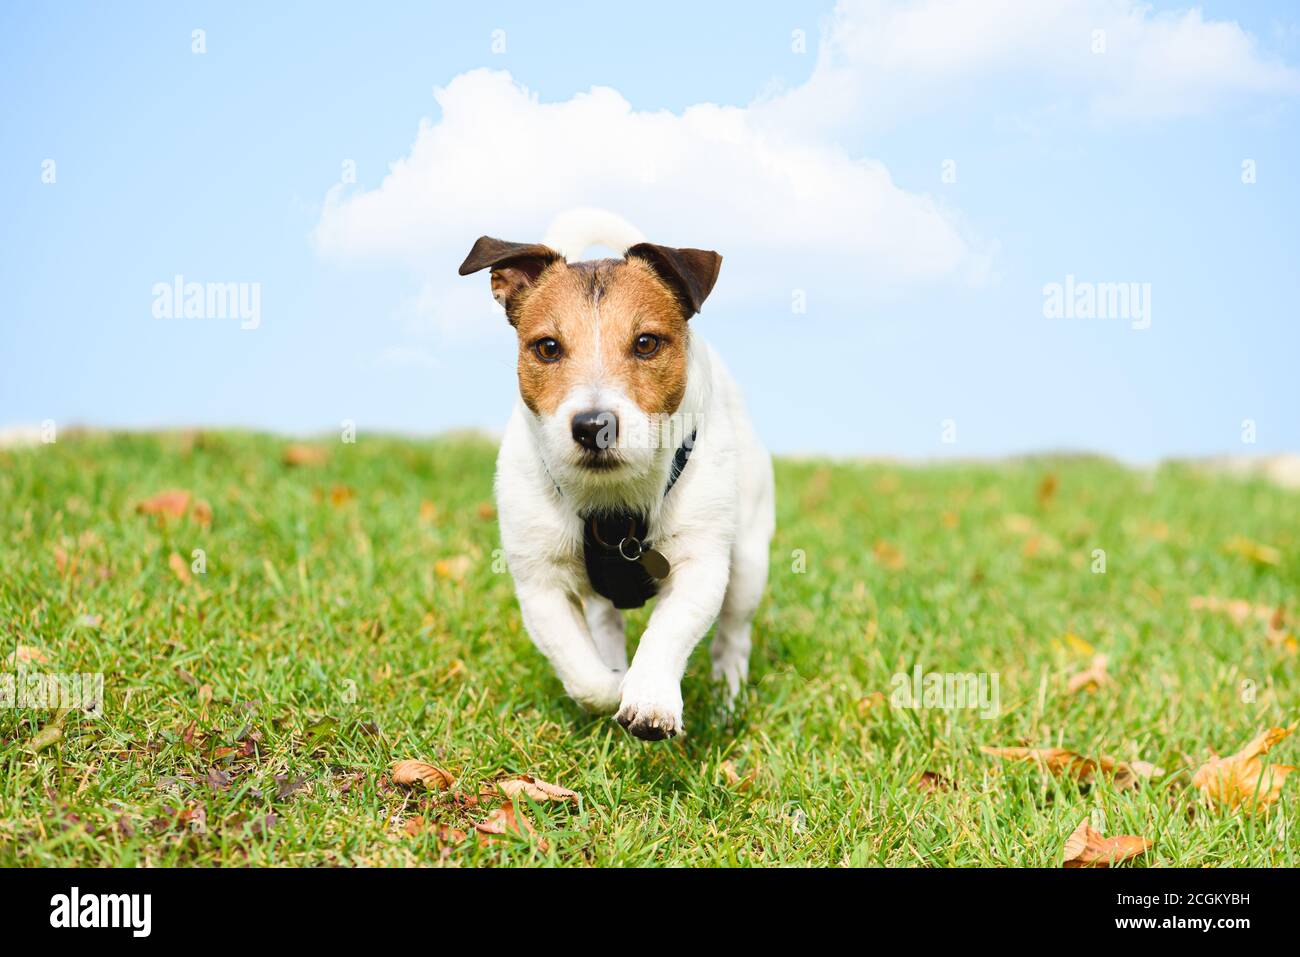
[584,597,628,673]
[711,530,770,704]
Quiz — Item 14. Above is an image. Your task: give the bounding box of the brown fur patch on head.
[511,258,689,418]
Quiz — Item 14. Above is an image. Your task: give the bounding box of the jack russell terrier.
[459,215,774,740]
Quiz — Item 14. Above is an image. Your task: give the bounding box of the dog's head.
[460,236,721,484]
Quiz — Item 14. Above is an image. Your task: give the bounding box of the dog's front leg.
[516,583,624,714]
[616,550,730,740]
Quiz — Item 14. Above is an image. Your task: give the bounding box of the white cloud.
[313,68,983,306]
[312,1,1296,335]
[759,0,1300,130]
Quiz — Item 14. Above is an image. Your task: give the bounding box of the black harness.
[580,432,695,610]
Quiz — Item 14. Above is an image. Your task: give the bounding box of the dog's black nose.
[571,410,618,451]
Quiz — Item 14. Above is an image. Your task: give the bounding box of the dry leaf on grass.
[391,760,455,790]
[136,490,210,526]
[1004,513,1036,535]
[1222,536,1281,567]
[857,691,887,716]
[1062,817,1151,868]
[434,555,473,581]
[719,760,757,792]
[438,824,469,844]
[136,489,192,519]
[475,801,548,851]
[981,747,1164,792]
[1061,632,1096,656]
[190,499,213,527]
[1066,654,1111,695]
[168,552,191,583]
[1189,595,1278,627]
[1190,597,1295,654]
[1037,474,1058,505]
[915,770,952,794]
[872,540,905,570]
[404,816,469,844]
[497,775,579,804]
[1192,724,1297,811]
[7,645,49,666]
[282,444,328,467]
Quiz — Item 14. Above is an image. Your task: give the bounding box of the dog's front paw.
[567,670,624,715]
[614,673,683,741]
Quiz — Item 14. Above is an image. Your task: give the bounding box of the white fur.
[495,335,775,737]
[541,207,645,260]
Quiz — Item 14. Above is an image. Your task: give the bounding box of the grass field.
[1,431,1297,867]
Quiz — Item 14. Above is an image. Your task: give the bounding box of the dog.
[459,216,774,740]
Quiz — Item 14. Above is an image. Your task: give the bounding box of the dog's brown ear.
[626,243,722,317]
[459,236,563,313]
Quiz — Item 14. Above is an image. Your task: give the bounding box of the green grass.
[1,431,1297,866]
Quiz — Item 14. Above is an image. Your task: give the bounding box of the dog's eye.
[533,338,562,362]
[633,333,661,358]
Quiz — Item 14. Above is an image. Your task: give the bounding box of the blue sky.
[2,0,1298,460]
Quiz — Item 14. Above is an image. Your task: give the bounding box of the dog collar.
[579,429,696,610]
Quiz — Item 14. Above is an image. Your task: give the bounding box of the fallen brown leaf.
[434,555,473,581]
[282,444,328,467]
[275,774,310,801]
[1222,536,1282,567]
[191,499,213,527]
[1037,474,1058,505]
[857,691,887,717]
[872,540,905,570]
[1004,513,1037,535]
[1189,595,1280,627]
[437,824,469,844]
[391,760,455,790]
[1111,760,1166,791]
[497,774,580,804]
[206,767,232,791]
[168,552,191,583]
[1192,724,1297,811]
[1066,654,1111,695]
[7,645,49,666]
[719,760,757,792]
[136,489,191,519]
[1061,632,1096,656]
[981,746,1164,792]
[1062,817,1151,868]
[475,801,548,851]
[915,770,952,794]
[1189,596,1295,654]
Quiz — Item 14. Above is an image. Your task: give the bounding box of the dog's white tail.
[541,207,645,260]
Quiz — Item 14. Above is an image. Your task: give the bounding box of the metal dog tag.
[638,548,671,580]
[618,536,671,580]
